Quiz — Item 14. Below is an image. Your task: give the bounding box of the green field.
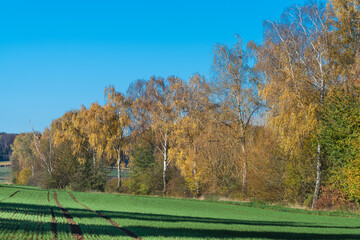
[0,166,11,184]
[1,185,360,239]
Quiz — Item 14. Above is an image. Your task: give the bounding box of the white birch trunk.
[92,148,96,167]
[117,150,121,189]
[33,132,52,175]
[241,137,247,196]
[163,138,168,195]
[312,78,325,208]
[312,143,322,208]
[31,164,34,177]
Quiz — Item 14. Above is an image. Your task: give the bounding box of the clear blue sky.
[0,0,299,133]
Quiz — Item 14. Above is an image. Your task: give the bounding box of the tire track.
[68,192,142,240]
[54,192,84,240]
[9,191,19,198]
[47,191,58,240]
[0,190,20,202]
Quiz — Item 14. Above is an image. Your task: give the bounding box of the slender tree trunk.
[312,143,322,208]
[33,132,52,175]
[241,136,247,196]
[163,160,167,195]
[163,139,168,195]
[48,134,53,173]
[193,145,199,196]
[31,164,34,177]
[312,78,325,209]
[92,148,96,166]
[193,161,199,195]
[117,156,121,189]
[242,160,247,195]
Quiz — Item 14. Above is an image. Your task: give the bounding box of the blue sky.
[0,0,299,133]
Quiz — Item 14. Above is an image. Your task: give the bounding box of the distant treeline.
[0,133,17,161]
[10,0,360,210]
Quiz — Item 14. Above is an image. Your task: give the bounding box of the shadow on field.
[0,185,49,192]
[1,201,360,239]
[101,210,359,229]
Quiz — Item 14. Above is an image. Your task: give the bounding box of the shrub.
[105,178,118,193]
[314,185,357,210]
[16,168,31,185]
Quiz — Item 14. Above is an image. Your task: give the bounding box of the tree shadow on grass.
[0,218,360,239]
[130,226,360,239]
[101,210,360,229]
[1,201,359,229]
[0,202,360,239]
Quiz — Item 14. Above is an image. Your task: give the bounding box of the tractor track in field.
[54,192,84,240]
[9,191,19,198]
[47,191,58,240]
[0,190,20,202]
[68,192,142,240]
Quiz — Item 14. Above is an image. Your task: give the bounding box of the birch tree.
[212,38,263,196]
[258,2,332,208]
[32,128,54,176]
[171,74,212,196]
[149,76,182,195]
[132,76,183,194]
[104,86,131,189]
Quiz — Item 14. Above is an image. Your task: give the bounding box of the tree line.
[10,0,360,209]
[0,133,17,162]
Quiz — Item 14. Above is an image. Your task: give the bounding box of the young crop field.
[0,185,360,239]
[0,166,11,184]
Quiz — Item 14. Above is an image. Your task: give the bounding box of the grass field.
[0,166,11,184]
[1,185,360,239]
